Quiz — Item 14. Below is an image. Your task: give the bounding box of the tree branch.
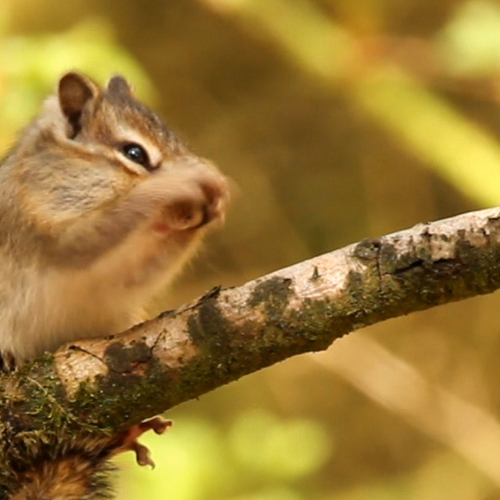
[3,206,500,482]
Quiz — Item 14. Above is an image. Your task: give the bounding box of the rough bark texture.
[2,206,500,494]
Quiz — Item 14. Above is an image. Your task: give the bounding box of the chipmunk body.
[0,72,228,364]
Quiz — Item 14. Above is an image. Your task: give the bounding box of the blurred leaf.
[115,418,233,500]
[0,18,156,148]
[229,409,332,480]
[437,0,500,76]
[229,487,305,500]
[115,411,331,500]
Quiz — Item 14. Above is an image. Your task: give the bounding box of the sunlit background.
[3,0,500,498]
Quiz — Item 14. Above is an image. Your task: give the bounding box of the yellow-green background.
[3,0,500,498]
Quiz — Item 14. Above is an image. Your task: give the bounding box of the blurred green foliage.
[438,0,500,75]
[4,0,500,499]
[115,411,331,500]
[0,18,155,149]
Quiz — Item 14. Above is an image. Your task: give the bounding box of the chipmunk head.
[55,71,187,176]
[8,71,228,262]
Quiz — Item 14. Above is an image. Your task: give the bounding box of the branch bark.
[3,206,500,485]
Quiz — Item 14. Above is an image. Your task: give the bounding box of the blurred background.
[3,0,500,498]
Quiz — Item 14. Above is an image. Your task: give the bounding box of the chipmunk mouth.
[152,171,229,235]
[194,203,224,228]
[152,205,218,234]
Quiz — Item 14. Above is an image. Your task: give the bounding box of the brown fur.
[10,454,113,500]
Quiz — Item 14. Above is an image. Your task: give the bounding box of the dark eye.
[122,143,150,168]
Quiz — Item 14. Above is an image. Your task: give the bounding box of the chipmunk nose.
[197,168,230,228]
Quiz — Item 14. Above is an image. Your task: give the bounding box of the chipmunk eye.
[122,143,150,168]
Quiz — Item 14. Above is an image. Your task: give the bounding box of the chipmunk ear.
[106,75,135,99]
[58,72,100,137]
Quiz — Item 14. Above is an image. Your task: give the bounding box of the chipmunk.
[0,72,229,498]
[0,71,228,368]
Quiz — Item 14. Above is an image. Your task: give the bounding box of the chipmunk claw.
[111,417,172,468]
[0,351,17,373]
